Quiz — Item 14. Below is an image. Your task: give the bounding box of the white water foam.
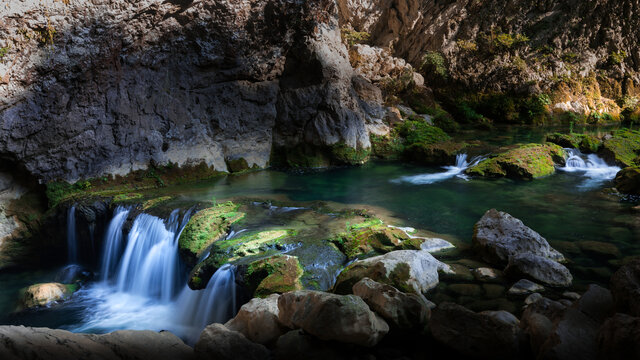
[559,148,620,188]
[392,154,484,185]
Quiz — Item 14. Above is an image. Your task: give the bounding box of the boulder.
[277,290,389,347]
[472,267,503,282]
[20,283,75,309]
[466,144,566,179]
[195,324,269,360]
[597,313,640,360]
[0,326,193,360]
[430,302,521,359]
[520,296,568,357]
[614,166,640,195]
[609,258,640,316]
[333,249,450,295]
[274,329,349,360]
[243,255,304,298]
[472,209,565,265]
[352,278,430,329]
[224,294,285,345]
[573,284,614,323]
[505,253,573,287]
[537,308,599,360]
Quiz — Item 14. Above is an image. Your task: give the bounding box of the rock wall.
[340,0,640,96]
[0,0,381,183]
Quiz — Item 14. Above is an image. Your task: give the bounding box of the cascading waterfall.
[67,205,78,263]
[559,148,621,187]
[100,206,131,281]
[392,153,485,185]
[174,264,237,342]
[69,207,238,342]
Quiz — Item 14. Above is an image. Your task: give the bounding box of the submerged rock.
[609,258,640,316]
[195,324,269,360]
[278,290,389,347]
[333,249,450,295]
[429,302,521,359]
[352,278,430,330]
[505,253,573,287]
[0,326,193,360]
[472,209,565,265]
[224,294,284,346]
[466,144,565,179]
[20,283,76,309]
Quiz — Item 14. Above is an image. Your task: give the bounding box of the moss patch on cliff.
[178,202,245,264]
[45,162,224,208]
[467,143,565,179]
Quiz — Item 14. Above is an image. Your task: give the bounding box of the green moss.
[601,129,640,167]
[142,196,172,210]
[467,143,565,179]
[64,283,79,293]
[396,120,450,146]
[178,202,245,263]
[545,133,602,153]
[403,141,467,165]
[245,255,304,298]
[113,193,143,203]
[330,221,411,259]
[216,229,293,261]
[226,158,250,173]
[370,134,404,160]
[341,28,371,47]
[330,142,370,165]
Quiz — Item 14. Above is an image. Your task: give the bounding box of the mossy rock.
[188,229,294,289]
[330,142,370,165]
[600,129,640,167]
[395,120,450,146]
[403,141,467,165]
[466,143,565,179]
[226,158,250,173]
[614,166,640,195]
[370,134,403,160]
[112,193,143,203]
[545,133,602,153]
[178,202,245,265]
[244,255,304,298]
[142,196,172,210]
[331,225,411,259]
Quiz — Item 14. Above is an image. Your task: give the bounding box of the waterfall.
[100,206,131,281]
[67,205,78,263]
[114,211,183,303]
[174,264,237,342]
[559,148,621,187]
[392,153,485,185]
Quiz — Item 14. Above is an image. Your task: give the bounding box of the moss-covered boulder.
[188,229,294,289]
[600,129,640,167]
[545,133,602,153]
[331,224,410,259]
[243,255,304,298]
[403,141,467,165]
[466,144,565,179]
[370,134,403,160]
[178,202,245,265]
[614,166,640,195]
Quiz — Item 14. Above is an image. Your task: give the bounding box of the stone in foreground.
[195,323,269,360]
[277,290,389,347]
[224,294,284,345]
[505,253,573,287]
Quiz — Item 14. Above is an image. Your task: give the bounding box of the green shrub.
[420,51,448,79]
[456,39,478,51]
[609,51,627,66]
[341,28,371,47]
[493,33,529,50]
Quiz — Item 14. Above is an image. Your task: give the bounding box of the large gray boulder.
[277,290,389,347]
[505,253,573,287]
[610,258,640,316]
[224,294,284,345]
[195,324,269,360]
[352,277,430,329]
[333,249,451,295]
[0,326,193,360]
[472,209,564,265]
[429,302,521,360]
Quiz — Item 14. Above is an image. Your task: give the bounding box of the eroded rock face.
[195,323,269,360]
[352,277,429,329]
[472,209,565,265]
[277,290,389,347]
[429,302,521,360]
[0,326,193,360]
[0,0,380,182]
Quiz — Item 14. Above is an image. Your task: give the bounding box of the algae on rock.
[466,144,565,179]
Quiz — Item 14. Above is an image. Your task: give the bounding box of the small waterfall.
[67,205,78,263]
[393,153,484,185]
[175,264,238,342]
[114,211,183,303]
[100,207,131,281]
[559,148,621,187]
